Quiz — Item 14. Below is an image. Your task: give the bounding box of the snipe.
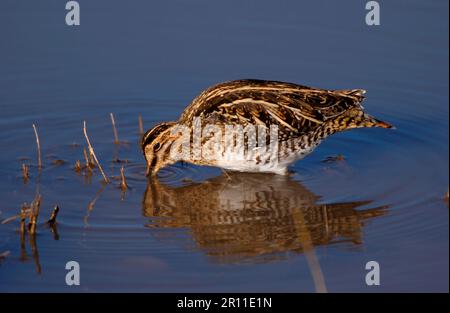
[141,79,392,175]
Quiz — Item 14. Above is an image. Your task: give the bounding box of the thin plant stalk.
[22,164,30,182]
[32,124,42,171]
[74,160,82,172]
[47,205,60,225]
[83,121,109,183]
[28,194,41,235]
[82,147,91,169]
[120,166,128,191]
[110,113,119,144]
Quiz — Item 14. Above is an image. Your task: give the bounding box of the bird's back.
[179,79,366,136]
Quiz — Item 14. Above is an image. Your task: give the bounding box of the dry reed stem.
[120,166,128,191]
[110,113,119,144]
[1,203,30,224]
[88,149,95,166]
[28,194,41,234]
[47,205,60,225]
[22,164,30,182]
[83,121,109,184]
[74,160,82,172]
[32,124,42,170]
[1,214,19,225]
[138,114,144,135]
[82,147,89,164]
[82,147,91,168]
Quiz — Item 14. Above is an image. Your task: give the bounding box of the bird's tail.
[337,88,366,97]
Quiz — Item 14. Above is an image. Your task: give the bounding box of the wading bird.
[141,79,392,175]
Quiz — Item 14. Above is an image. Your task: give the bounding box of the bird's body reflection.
[143,172,387,264]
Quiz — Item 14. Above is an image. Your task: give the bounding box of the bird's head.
[141,121,178,176]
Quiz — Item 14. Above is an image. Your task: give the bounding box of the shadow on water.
[143,172,388,264]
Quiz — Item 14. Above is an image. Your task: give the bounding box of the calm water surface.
[0,0,448,292]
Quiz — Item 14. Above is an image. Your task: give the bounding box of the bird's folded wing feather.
[179,80,365,134]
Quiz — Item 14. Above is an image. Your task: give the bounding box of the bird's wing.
[179,80,365,134]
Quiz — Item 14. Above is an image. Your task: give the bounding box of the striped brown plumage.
[142,79,392,176]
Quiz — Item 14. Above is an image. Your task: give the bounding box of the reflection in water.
[143,172,388,292]
[143,172,388,263]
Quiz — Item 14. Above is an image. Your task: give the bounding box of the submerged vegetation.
[0,113,145,273]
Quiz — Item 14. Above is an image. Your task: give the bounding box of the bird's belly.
[212,144,317,175]
[216,158,287,175]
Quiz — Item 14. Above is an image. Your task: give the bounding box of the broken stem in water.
[74,160,82,172]
[110,113,120,144]
[32,124,42,171]
[83,121,109,184]
[82,147,92,169]
[28,194,41,235]
[47,205,60,225]
[22,164,30,182]
[120,166,128,191]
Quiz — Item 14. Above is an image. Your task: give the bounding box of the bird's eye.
[154,142,161,151]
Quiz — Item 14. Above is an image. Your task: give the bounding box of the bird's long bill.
[146,162,158,177]
[372,118,394,129]
[364,114,395,129]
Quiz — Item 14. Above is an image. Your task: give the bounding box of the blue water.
[0,0,448,292]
